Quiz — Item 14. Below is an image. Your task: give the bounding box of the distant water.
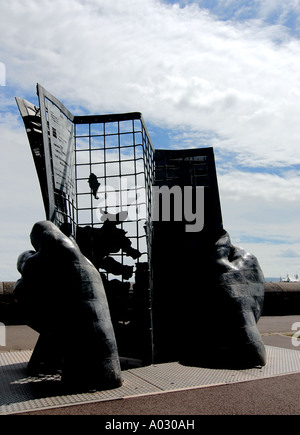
[265,277,280,282]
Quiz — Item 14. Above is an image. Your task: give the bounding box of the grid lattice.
[17,86,155,363]
[74,114,154,277]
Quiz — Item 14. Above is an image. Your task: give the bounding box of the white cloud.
[220,189,300,278]
[219,171,300,202]
[254,0,300,21]
[0,117,45,281]
[189,0,300,33]
[236,242,300,279]
[0,0,300,278]
[215,165,300,277]
[1,0,299,154]
[279,248,300,258]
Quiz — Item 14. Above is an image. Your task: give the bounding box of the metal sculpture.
[152,149,266,368]
[14,221,122,392]
[15,85,267,374]
[179,230,266,369]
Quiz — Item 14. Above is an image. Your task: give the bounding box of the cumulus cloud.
[254,0,300,25]
[280,248,300,258]
[219,171,300,202]
[0,111,45,281]
[2,0,299,169]
[177,0,300,33]
[0,0,300,277]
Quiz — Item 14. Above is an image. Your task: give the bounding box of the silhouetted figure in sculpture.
[75,211,141,278]
[60,211,143,356]
[88,173,100,199]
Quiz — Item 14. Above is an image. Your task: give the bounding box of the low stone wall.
[0,282,24,325]
[263,281,300,315]
[0,282,15,300]
[1,281,300,324]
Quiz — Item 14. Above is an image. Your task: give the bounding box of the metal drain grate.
[128,362,255,390]
[1,346,300,415]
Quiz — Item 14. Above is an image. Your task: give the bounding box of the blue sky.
[165,0,300,35]
[0,0,300,280]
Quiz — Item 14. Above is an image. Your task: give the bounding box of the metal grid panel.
[36,85,155,275]
[154,154,209,188]
[18,85,155,365]
[74,114,154,273]
[73,114,155,364]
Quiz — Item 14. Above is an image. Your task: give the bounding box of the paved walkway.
[1,316,300,415]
